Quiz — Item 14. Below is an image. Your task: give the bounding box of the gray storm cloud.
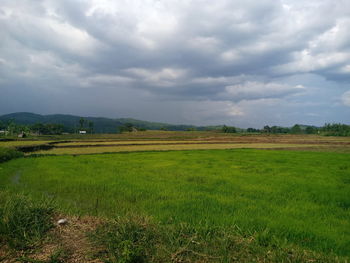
[0,0,349,127]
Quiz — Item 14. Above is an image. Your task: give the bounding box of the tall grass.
[0,192,54,249]
[90,214,345,263]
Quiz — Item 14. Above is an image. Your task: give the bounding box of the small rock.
[57,218,68,225]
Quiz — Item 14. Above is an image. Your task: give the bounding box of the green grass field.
[33,143,321,155]
[1,149,349,258]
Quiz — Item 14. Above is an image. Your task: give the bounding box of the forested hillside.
[0,112,199,133]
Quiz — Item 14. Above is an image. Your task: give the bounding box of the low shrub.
[0,147,24,163]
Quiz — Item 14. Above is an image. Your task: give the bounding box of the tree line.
[0,118,146,136]
[0,120,66,136]
[0,118,95,136]
[221,123,350,136]
[1,119,349,136]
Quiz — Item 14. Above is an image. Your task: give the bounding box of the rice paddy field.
[2,132,350,155]
[1,132,350,262]
[0,140,52,148]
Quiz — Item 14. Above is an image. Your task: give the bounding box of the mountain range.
[0,112,214,133]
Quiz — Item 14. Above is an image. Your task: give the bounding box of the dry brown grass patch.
[0,215,104,263]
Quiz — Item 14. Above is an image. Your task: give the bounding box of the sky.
[0,0,350,128]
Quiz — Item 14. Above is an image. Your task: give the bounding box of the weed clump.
[0,193,54,249]
[90,215,158,263]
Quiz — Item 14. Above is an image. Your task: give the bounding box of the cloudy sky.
[0,0,349,127]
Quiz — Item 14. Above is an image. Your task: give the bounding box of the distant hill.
[0,112,207,133]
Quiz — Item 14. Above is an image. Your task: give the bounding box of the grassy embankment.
[0,141,52,148]
[0,149,349,261]
[0,147,24,163]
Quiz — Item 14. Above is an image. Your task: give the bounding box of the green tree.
[30,123,63,135]
[247,128,260,133]
[7,120,18,135]
[222,125,237,133]
[31,123,46,135]
[263,125,271,133]
[88,121,94,134]
[269,126,290,134]
[119,123,134,133]
[305,126,317,134]
[79,118,85,130]
[46,123,64,135]
[291,124,302,134]
[321,123,350,136]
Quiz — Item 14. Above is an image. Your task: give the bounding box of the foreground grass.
[0,149,349,258]
[0,193,54,250]
[90,214,345,263]
[0,194,344,262]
